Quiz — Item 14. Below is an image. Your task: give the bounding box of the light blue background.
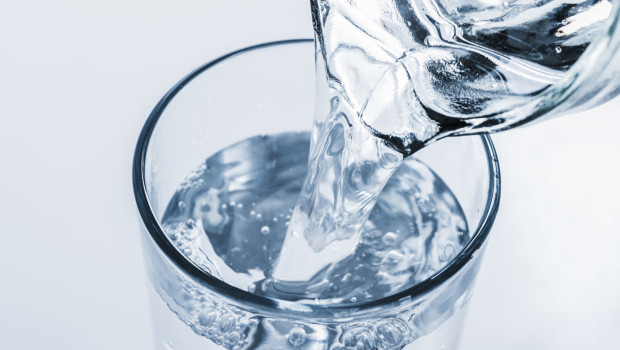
[1,1,618,349]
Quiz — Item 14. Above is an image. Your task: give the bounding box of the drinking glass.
[133,40,501,349]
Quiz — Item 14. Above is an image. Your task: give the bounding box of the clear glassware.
[133,40,501,349]
[449,0,620,133]
[310,0,620,152]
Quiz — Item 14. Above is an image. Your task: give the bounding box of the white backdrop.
[0,1,618,349]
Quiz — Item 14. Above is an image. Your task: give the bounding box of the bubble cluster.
[334,318,415,350]
[151,269,258,350]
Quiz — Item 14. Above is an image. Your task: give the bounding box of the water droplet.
[561,18,568,25]
[350,297,357,302]
[261,226,270,235]
[221,204,228,210]
[250,210,256,216]
[256,213,263,220]
[555,46,562,54]
[230,201,236,206]
[178,201,186,209]
[288,326,307,347]
[273,217,278,222]
[236,203,243,209]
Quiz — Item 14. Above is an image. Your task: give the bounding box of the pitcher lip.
[132,39,501,320]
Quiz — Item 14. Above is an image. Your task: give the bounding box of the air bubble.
[383,250,405,264]
[440,243,456,262]
[382,232,398,246]
[342,327,376,350]
[198,311,219,327]
[342,273,351,282]
[227,332,241,344]
[288,326,307,347]
[218,314,237,332]
[561,19,568,25]
[376,319,409,348]
[350,297,357,302]
[260,226,270,235]
[555,46,562,53]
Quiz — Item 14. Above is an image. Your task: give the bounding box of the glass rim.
[132,39,501,319]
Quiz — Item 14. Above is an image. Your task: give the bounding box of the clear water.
[274,0,613,282]
[153,1,614,348]
[162,132,468,304]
